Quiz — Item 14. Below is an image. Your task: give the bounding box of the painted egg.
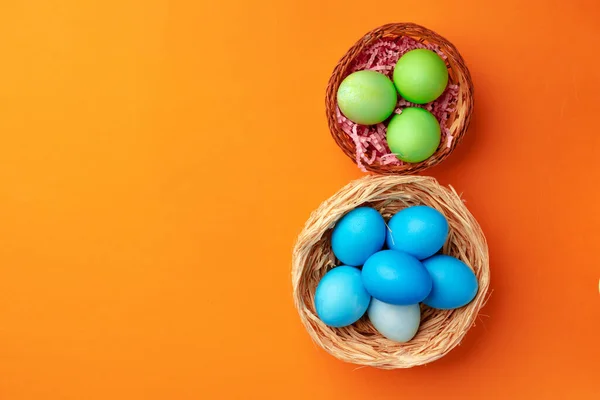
[315,266,371,327]
[422,255,479,310]
[386,205,449,260]
[368,299,421,343]
[361,250,432,305]
[331,207,386,266]
[337,70,398,125]
[386,107,441,163]
[393,48,449,104]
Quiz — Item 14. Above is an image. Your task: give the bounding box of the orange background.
[0,0,599,399]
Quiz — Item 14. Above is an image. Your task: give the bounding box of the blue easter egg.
[422,255,478,309]
[386,205,449,260]
[331,207,386,266]
[315,266,371,327]
[361,250,432,305]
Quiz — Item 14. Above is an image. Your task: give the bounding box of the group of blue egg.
[315,206,478,342]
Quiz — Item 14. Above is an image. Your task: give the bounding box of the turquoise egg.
[386,205,448,260]
[422,255,478,310]
[315,266,371,327]
[331,207,386,266]
[361,250,432,305]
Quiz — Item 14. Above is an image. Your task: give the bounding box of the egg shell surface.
[314,266,371,328]
[331,207,386,266]
[361,250,432,305]
[336,70,398,125]
[367,299,421,343]
[386,107,441,163]
[393,48,449,104]
[422,255,479,310]
[386,205,449,260]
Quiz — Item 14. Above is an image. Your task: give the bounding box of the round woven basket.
[326,23,474,175]
[292,175,489,369]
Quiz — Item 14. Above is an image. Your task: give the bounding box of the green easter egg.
[337,70,397,125]
[393,49,449,104]
[386,107,441,163]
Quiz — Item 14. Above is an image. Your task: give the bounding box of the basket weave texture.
[292,175,489,369]
[326,23,474,174]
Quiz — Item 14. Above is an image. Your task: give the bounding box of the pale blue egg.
[367,299,421,342]
[386,205,449,260]
[361,250,432,305]
[331,207,386,266]
[422,255,478,310]
[315,266,371,328]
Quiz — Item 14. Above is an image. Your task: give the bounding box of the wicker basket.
[292,175,489,369]
[326,23,474,174]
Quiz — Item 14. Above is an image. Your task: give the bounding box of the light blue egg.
[422,255,478,310]
[331,207,386,266]
[367,299,421,342]
[315,266,371,328]
[386,205,449,260]
[361,250,432,305]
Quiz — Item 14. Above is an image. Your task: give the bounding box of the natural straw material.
[292,175,489,369]
[326,23,474,174]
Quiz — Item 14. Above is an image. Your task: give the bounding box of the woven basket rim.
[325,22,474,175]
[292,175,490,369]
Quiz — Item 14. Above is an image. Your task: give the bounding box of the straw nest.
[326,23,474,174]
[292,175,489,369]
